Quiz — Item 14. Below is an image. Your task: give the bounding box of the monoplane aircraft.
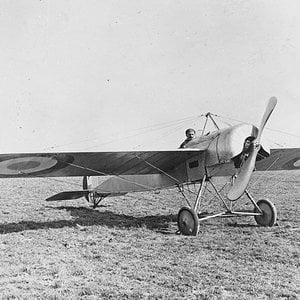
[1,97,299,235]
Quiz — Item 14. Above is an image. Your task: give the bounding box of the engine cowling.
[205,124,259,166]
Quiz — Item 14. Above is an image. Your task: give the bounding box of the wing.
[0,149,204,178]
[256,148,300,171]
[207,147,300,178]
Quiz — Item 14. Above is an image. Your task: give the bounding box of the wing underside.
[255,148,300,171]
[0,150,203,178]
[207,148,300,178]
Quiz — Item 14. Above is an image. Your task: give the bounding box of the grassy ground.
[0,171,299,299]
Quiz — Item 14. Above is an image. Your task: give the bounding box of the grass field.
[0,171,299,299]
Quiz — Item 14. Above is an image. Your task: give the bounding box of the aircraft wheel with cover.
[254,199,277,227]
[177,207,199,236]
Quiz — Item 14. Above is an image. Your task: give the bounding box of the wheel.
[254,199,277,227]
[177,207,199,236]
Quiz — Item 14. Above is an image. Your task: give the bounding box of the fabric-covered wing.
[0,149,203,178]
[207,147,300,177]
[256,148,300,171]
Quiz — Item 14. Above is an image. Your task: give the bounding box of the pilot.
[233,136,255,169]
[179,128,196,148]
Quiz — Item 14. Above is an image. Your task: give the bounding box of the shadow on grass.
[0,206,178,235]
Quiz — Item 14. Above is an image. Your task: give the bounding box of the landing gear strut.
[177,176,277,236]
[87,192,107,209]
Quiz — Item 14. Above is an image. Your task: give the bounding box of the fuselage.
[88,124,263,193]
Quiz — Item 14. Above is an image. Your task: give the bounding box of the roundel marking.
[0,156,58,175]
[8,161,41,171]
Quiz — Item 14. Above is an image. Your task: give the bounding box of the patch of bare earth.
[0,171,299,299]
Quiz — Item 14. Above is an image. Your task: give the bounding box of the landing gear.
[87,192,106,209]
[177,176,277,235]
[254,199,277,227]
[177,207,199,236]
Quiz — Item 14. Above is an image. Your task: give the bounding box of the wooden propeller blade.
[227,144,259,200]
[227,97,277,200]
[256,97,277,142]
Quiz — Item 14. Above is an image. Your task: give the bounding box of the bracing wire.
[63,161,159,191]
[265,138,285,148]
[215,114,300,139]
[25,174,83,189]
[251,156,281,188]
[34,111,298,194]
[33,115,205,193]
[42,115,201,151]
[213,116,233,127]
[41,108,299,153]
[148,117,203,147]
[265,127,300,138]
[24,159,180,204]
[82,115,205,151]
[73,116,201,151]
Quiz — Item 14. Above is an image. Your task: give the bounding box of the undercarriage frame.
[177,173,277,235]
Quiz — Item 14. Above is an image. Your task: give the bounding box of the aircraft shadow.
[0,206,178,235]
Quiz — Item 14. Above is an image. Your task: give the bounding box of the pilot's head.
[243,136,255,152]
[185,128,196,139]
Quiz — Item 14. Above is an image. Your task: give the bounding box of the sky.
[0,0,299,153]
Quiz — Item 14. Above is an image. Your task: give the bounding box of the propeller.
[227,97,277,200]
